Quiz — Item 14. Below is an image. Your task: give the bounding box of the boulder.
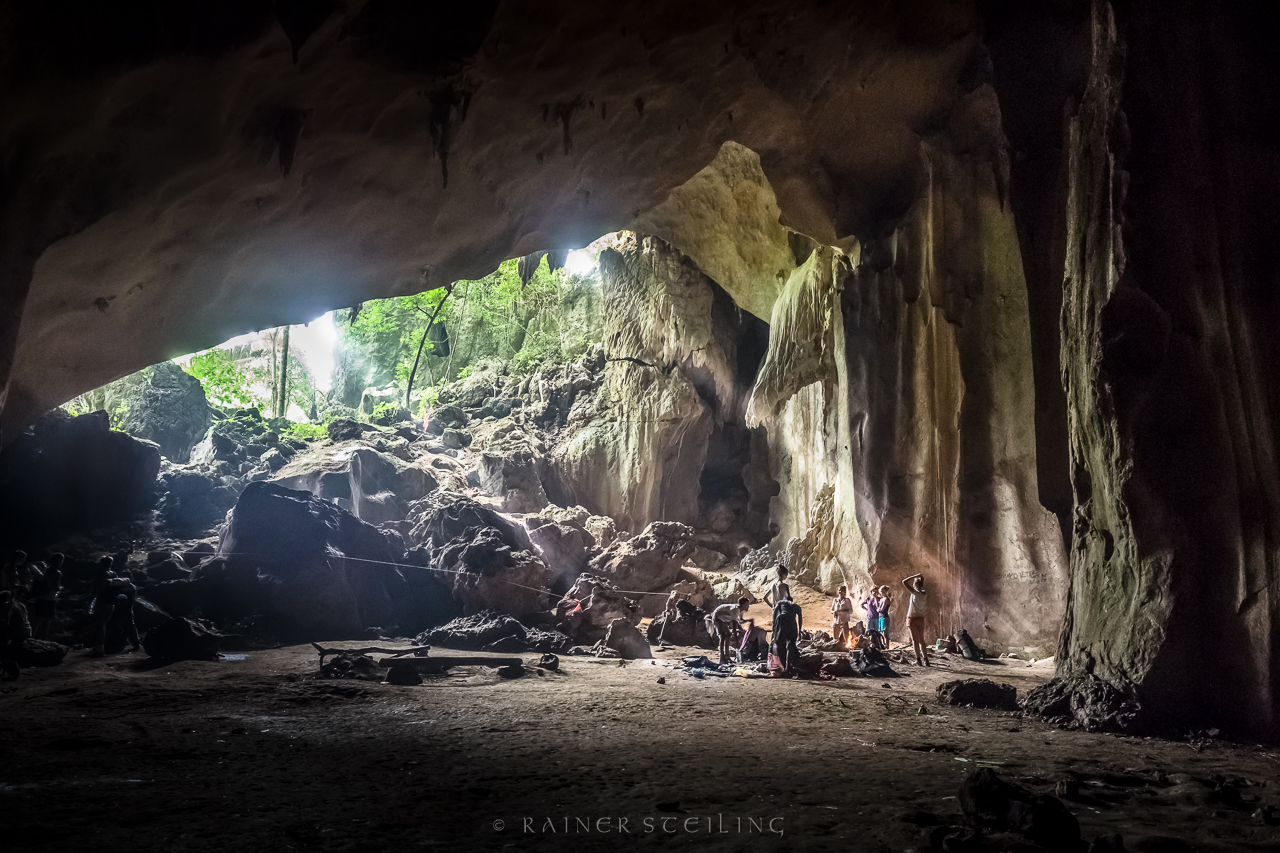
[477,448,547,512]
[15,639,68,668]
[327,418,376,443]
[360,383,401,416]
[437,527,552,618]
[646,608,716,649]
[143,617,223,662]
[426,404,468,434]
[588,521,695,593]
[442,428,472,449]
[0,410,161,535]
[385,662,423,685]
[603,617,652,659]
[196,482,454,639]
[156,469,233,533]
[420,610,526,649]
[99,361,212,463]
[936,678,1019,711]
[274,443,437,525]
[584,514,620,549]
[406,493,533,553]
[959,768,1081,853]
[475,424,549,512]
[555,574,640,642]
[525,506,598,592]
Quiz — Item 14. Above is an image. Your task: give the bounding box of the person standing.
[89,556,140,657]
[830,585,854,644]
[28,554,63,641]
[771,598,803,676]
[901,573,930,666]
[763,563,792,607]
[875,585,893,647]
[860,587,881,648]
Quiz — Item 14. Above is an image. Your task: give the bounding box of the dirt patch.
[1,643,1277,852]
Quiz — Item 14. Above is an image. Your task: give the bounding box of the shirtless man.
[709,598,753,665]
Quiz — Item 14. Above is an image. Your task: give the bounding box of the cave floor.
[1,644,1277,853]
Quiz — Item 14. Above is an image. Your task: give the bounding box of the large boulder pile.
[194,482,453,639]
[0,410,161,535]
[475,424,548,513]
[588,521,695,595]
[555,574,639,642]
[98,362,211,463]
[274,443,435,525]
[407,494,550,617]
[524,505,603,593]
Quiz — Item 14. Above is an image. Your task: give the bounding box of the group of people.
[1,551,141,666]
[828,583,893,649]
[832,572,931,666]
[702,563,804,674]
[695,562,936,674]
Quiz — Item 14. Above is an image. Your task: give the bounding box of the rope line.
[207,550,674,599]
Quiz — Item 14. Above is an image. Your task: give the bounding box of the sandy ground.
[1,641,1278,853]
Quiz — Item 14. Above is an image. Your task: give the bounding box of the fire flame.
[844,632,856,651]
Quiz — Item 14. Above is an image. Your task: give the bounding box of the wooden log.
[378,656,522,670]
[312,642,429,664]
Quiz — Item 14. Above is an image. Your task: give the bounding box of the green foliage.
[371,401,399,421]
[280,420,329,442]
[185,350,264,410]
[333,253,601,409]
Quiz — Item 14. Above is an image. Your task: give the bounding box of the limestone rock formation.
[556,575,640,643]
[0,410,161,535]
[588,521,696,595]
[273,442,436,525]
[474,424,548,513]
[197,482,448,639]
[524,505,599,593]
[78,362,211,464]
[603,618,653,660]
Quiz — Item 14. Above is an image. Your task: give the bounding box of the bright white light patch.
[291,312,337,393]
[564,249,597,276]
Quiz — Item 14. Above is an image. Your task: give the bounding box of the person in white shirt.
[901,572,930,667]
[763,564,792,608]
[830,585,854,643]
[708,598,753,664]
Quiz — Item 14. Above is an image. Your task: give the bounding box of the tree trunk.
[276,325,290,419]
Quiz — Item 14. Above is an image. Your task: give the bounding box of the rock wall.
[546,233,765,541]
[1041,0,1280,739]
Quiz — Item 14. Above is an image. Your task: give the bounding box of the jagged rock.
[603,617,652,659]
[646,607,717,649]
[156,469,232,533]
[421,611,526,650]
[441,428,472,449]
[98,362,211,463]
[0,410,161,535]
[477,448,547,513]
[360,383,400,416]
[142,617,223,663]
[525,506,598,592]
[588,521,695,594]
[555,574,640,643]
[15,639,68,668]
[438,527,552,618]
[1022,675,1142,733]
[584,514,620,550]
[182,542,215,567]
[327,418,376,443]
[195,482,454,639]
[958,768,1081,853]
[936,679,1019,711]
[274,443,436,525]
[426,405,468,434]
[145,555,189,581]
[406,493,533,552]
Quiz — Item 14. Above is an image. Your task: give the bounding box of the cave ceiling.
[0,0,1010,437]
